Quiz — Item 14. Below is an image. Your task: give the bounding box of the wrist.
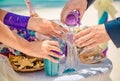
[18,40,34,56]
[21,41,33,55]
[27,17,42,31]
[13,35,31,55]
[23,41,43,57]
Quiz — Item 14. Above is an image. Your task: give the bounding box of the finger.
[45,34,53,38]
[79,0,87,19]
[50,21,67,34]
[54,24,68,33]
[79,9,84,20]
[61,2,70,23]
[52,24,68,38]
[74,32,94,45]
[61,7,67,23]
[49,23,61,38]
[79,38,95,48]
[61,7,74,24]
[73,28,91,40]
[48,41,59,47]
[45,55,58,63]
[46,34,53,38]
[50,30,62,38]
[49,45,61,53]
[79,6,86,19]
[49,50,62,58]
[84,43,97,50]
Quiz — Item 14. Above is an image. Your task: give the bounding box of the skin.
[61,0,87,24]
[73,24,110,49]
[61,0,110,50]
[0,9,67,63]
[0,9,67,38]
[28,17,67,38]
[0,21,62,63]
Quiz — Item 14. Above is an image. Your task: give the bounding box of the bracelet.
[3,12,30,39]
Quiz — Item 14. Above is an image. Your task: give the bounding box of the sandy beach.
[1,1,120,81]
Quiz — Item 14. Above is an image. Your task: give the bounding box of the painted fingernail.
[51,50,63,56]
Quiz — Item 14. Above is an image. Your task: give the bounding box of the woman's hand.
[61,0,87,24]
[28,17,67,38]
[0,20,62,63]
[26,40,62,63]
[0,9,67,38]
[73,24,110,49]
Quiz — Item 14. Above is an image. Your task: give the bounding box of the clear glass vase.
[62,28,81,74]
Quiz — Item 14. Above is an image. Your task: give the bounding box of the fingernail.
[51,50,63,56]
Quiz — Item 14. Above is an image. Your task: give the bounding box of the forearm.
[0,9,40,33]
[0,9,7,22]
[104,17,120,48]
[0,9,33,30]
[0,21,30,54]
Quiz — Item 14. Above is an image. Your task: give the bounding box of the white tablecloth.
[19,58,112,81]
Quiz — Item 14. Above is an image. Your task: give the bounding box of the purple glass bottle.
[66,10,80,26]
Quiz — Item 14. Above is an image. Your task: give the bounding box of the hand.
[0,20,62,63]
[73,24,110,49]
[28,17,67,38]
[61,0,87,24]
[25,40,62,63]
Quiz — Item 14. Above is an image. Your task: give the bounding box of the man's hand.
[73,24,110,49]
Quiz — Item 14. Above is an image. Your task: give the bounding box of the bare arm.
[0,9,67,38]
[0,20,30,54]
[0,21,62,63]
[0,9,7,22]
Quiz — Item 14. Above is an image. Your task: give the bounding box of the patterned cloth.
[0,27,37,56]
